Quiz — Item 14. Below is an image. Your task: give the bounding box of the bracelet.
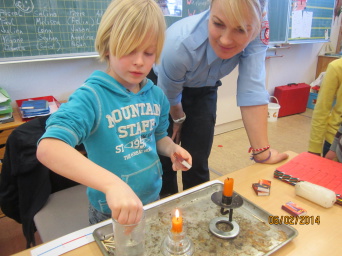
[251,147,270,156]
[173,113,186,124]
[248,145,270,153]
[251,151,272,163]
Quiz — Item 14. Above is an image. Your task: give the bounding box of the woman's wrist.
[172,113,186,124]
[248,145,270,153]
[250,149,271,163]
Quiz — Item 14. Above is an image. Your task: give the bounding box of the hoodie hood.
[84,70,153,100]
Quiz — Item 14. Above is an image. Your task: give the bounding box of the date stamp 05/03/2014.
[268,215,321,225]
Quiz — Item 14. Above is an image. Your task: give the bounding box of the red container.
[16,95,61,121]
[273,83,310,117]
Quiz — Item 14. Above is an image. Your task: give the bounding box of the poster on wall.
[157,0,183,17]
[291,0,313,39]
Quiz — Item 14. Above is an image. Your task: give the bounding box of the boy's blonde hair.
[211,0,262,38]
[95,0,166,63]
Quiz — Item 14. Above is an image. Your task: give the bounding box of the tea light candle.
[171,209,183,233]
[223,178,234,197]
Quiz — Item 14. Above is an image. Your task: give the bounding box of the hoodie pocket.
[121,160,163,204]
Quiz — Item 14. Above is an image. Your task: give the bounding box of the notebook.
[274,152,342,205]
[20,99,50,118]
[21,99,49,111]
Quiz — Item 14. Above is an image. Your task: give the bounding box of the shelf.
[266,55,283,59]
[266,44,291,59]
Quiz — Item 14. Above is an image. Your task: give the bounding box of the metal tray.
[93,180,298,255]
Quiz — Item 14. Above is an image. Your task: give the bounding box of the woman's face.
[208,0,256,59]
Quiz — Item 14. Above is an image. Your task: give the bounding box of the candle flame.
[175,209,180,218]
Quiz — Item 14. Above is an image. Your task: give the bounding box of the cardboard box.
[282,201,307,216]
[273,83,310,117]
[252,179,271,196]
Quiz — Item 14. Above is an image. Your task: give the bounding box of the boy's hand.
[105,182,143,225]
[171,148,192,171]
[173,153,192,169]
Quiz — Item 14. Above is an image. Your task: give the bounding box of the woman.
[152,0,288,196]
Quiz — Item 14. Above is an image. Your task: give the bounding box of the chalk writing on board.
[35,9,62,52]
[0,0,335,62]
[14,0,34,13]
[186,0,210,16]
[0,0,108,59]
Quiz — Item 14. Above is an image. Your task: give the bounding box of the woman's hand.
[171,122,183,144]
[252,148,289,164]
[169,103,185,144]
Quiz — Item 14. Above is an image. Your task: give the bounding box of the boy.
[37,0,191,226]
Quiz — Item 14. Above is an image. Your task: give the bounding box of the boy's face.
[208,0,256,59]
[107,42,157,88]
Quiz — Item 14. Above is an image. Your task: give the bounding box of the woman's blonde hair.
[211,0,262,38]
[95,0,166,63]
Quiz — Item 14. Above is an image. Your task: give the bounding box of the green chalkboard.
[0,0,212,63]
[269,0,290,43]
[268,0,335,43]
[163,0,210,28]
[288,0,335,43]
[0,0,111,62]
[0,0,336,63]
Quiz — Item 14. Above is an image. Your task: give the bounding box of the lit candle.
[223,178,234,197]
[171,209,183,233]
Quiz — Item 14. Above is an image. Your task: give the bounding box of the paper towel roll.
[295,181,336,208]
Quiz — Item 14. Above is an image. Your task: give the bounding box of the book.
[21,100,49,111]
[0,104,13,115]
[16,96,61,121]
[274,152,342,205]
[20,100,50,118]
[281,201,307,216]
[0,87,11,104]
[21,110,50,118]
[0,88,12,116]
[0,113,14,124]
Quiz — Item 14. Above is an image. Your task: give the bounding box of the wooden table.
[218,151,342,256]
[13,151,342,256]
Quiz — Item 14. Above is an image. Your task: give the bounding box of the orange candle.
[171,209,183,233]
[223,178,234,197]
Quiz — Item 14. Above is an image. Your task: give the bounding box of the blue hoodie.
[40,71,170,214]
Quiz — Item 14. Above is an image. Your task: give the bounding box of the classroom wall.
[0,57,107,104]
[266,43,324,94]
[215,42,323,133]
[0,43,323,129]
